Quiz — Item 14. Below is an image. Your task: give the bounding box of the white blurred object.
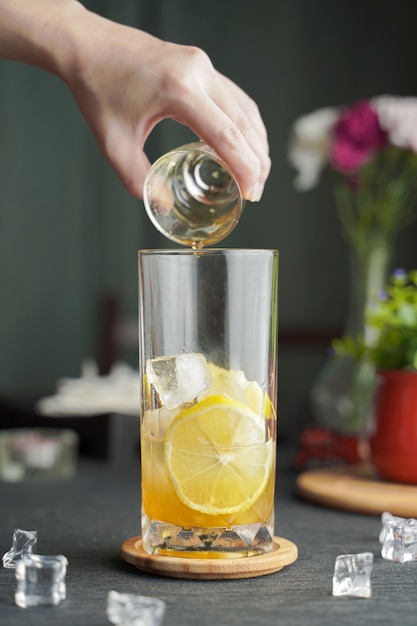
[288,106,338,191]
[36,359,140,417]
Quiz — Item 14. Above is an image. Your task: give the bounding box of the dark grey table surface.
[1,444,416,626]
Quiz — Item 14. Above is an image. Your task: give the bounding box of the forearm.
[0,0,97,80]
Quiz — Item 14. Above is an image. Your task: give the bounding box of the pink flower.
[288,96,417,190]
[330,100,388,175]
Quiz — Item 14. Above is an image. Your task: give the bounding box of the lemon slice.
[165,395,272,515]
[202,362,268,415]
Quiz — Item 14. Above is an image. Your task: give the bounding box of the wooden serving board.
[297,463,417,517]
[121,535,298,580]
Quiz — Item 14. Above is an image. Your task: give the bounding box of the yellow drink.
[140,362,276,557]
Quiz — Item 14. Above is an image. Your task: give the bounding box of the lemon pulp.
[165,394,272,516]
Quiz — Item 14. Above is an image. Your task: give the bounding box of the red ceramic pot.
[370,369,417,484]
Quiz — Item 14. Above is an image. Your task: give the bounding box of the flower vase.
[310,242,392,437]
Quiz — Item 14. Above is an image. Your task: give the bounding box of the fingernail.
[247,182,264,203]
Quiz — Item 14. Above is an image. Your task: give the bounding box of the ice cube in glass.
[146,353,210,409]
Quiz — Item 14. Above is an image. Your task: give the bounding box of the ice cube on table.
[379,511,404,544]
[14,554,68,608]
[107,590,166,626]
[2,528,38,569]
[332,552,373,598]
[379,511,417,563]
[146,353,211,409]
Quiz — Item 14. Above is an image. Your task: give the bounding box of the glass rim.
[138,248,279,256]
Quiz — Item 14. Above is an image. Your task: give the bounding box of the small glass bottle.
[143,142,244,248]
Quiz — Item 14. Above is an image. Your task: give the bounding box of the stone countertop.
[0,447,416,625]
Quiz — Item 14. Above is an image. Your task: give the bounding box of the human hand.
[63,9,270,201]
[0,0,270,202]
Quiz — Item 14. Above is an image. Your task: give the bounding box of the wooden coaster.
[121,536,298,580]
[297,463,417,517]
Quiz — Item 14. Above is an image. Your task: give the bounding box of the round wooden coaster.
[121,536,298,580]
[297,463,417,517]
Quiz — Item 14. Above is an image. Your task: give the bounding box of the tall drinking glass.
[138,249,278,558]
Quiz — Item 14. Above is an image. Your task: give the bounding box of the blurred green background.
[1,0,417,441]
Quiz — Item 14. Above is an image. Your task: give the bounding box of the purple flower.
[377,289,390,301]
[391,267,408,285]
[330,100,388,175]
[392,267,407,279]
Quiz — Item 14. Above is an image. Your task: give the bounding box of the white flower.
[372,95,417,152]
[288,107,339,191]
